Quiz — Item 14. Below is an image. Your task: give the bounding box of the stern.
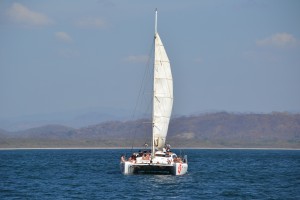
[120,162,134,175]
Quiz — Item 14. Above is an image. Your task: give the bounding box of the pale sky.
[1,0,300,120]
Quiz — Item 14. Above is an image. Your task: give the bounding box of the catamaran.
[120,9,188,175]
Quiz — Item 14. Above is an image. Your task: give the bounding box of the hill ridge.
[0,112,299,148]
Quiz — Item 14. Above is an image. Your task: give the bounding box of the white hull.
[120,151,188,175]
[120,161,188,175]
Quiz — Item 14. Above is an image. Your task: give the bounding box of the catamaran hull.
[120,162,188,175]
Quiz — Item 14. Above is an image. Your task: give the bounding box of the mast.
[155,8,158,34]
[152,9,157,157]
[152,10,173,156]
[152,8,173,156]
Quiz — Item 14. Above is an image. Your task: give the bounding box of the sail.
[152,33,173,150]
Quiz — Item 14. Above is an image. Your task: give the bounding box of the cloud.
[55,32,73,43]
[124,55,149,63]
[76,17,106,28]
[7,3,53,26]
[256,33,298,48]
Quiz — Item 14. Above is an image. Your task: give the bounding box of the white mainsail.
[152,21,173,150]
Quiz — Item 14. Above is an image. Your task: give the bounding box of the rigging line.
[129,38,155,151]
[138,91,153,150]
[140,78,153,148]
[130,38,154,120]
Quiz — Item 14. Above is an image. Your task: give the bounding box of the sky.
[0,0,300,121]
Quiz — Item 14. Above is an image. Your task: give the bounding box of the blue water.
[0,149,299,199]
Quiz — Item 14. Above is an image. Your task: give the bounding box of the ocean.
[0,149,299,199]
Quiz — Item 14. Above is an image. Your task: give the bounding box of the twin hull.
[120,162,188,175]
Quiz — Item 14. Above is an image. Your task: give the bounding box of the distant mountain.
[168,112,300,148]
[1,112,299,149]
[15,125,75,139]
[0,107,131,131]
